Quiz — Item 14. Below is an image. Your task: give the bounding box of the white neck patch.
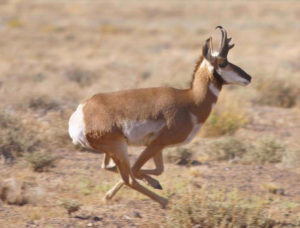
[209,83,220,97]
[200,58,214,73]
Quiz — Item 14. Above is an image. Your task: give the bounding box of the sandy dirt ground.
[0,0,299,227]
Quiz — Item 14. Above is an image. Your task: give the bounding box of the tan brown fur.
[69,26,251,208]
[78,52,223,208]
[84,56,220,147]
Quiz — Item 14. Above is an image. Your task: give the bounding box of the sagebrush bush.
[167,187,275,228]
[204,137,247,161]
[255,77,299,108]
[62,65,97,86]
[242,137,285,165]
[0,112,41,163]
[203,136,285,165]
[164,147,193,165]
[25,151,58,172]
[201,110,248,137]
[61,199,81,215]
[28,95,61,112]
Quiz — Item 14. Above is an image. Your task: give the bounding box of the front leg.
[132,146,164,190]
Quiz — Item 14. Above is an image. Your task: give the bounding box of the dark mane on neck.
[190,55,204,88]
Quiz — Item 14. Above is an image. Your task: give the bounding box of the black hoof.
[154,182,163,190]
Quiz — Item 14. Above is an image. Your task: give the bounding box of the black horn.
[215,26,234,58]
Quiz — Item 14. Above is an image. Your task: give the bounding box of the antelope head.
[202,26,252,86]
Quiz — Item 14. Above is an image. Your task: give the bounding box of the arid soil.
[0,1,299,227]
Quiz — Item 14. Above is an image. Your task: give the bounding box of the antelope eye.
[219,61,228,68]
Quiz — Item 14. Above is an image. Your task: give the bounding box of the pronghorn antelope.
[68,26,251,208]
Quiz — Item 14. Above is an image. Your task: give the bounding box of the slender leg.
[101,153,117,172]
[131,145,164,186]
[104,144,168,208]
[104,180,124,201]
[104,151,164,201]
[139,151,164,176]
[136,151,164,189]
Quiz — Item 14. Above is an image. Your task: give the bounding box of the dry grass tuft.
[201,111,248,137]
[62,65,98,87]
[28,95,62,113]
[255,77,300,108]
[61,199,81,216]
[0,111,42,164]
[203,136,286,165]
[242,137,285,165]
[167,187,276,228]
[164,147,193,165]
[25,151,58,172]
[201,93,250,137]
[203,137,247,161]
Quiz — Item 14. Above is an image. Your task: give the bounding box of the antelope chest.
[176,113,202,146]
[122,120,166,146]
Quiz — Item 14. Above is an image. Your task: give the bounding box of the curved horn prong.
[202,37,213,60]
[215,26,233,58]
[229,44,235,49]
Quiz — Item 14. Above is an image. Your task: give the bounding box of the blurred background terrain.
[0,0,299,227]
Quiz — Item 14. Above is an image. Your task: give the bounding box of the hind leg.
[101,153,117,172]
[103,142,168,208]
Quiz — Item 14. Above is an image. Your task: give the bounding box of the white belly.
[68,104,91,148]
[122,120,166,146]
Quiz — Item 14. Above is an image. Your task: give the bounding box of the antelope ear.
[202,37,212,60]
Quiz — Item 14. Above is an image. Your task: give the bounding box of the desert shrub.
[164,147,193,165]
[201,110,248,137]
[242,137,285,165]
[255,77,299,108]
[203,136,285,165]
[62,65,97,86]
[25,151,57,172]
[61,199,81,216]
[166,187,275,228]
[204,137,247,161]
[0,112,41,163]
[28,95,61,113]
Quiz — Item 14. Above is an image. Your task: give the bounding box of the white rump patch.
[122,120,166,146]
[68,104,91,148]
[209,83,220,97]
[216,68,249,86]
